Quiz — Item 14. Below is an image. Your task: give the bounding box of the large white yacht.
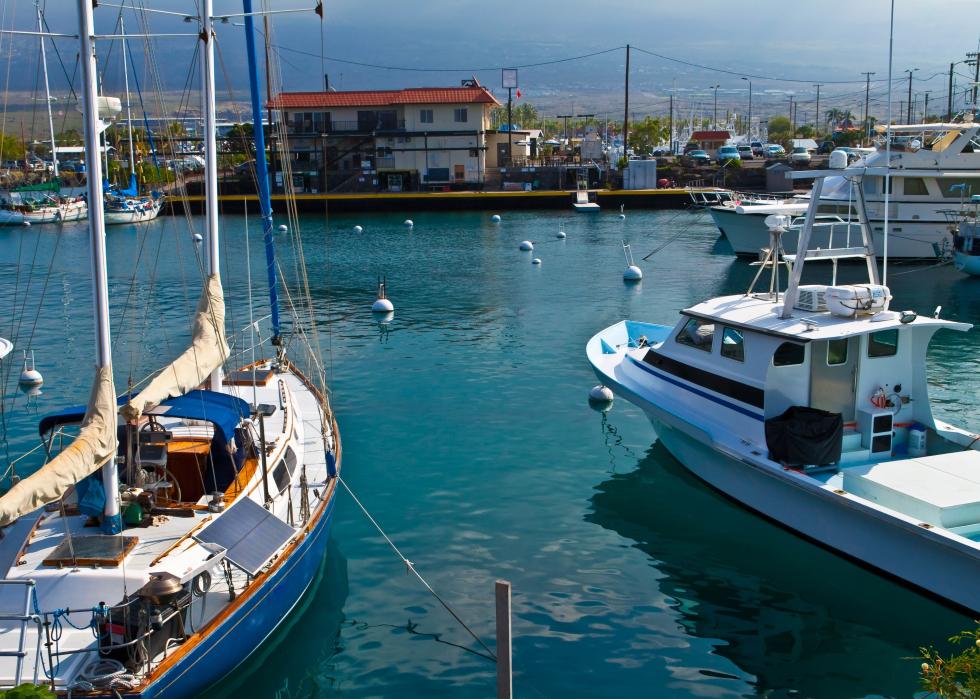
[710,123,980,258]
[589,166,980,613]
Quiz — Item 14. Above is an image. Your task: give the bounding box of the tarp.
[121,274,230,421]
[39,389,248,446]
[0,365,117,526]
[12,178,60,193]
[117,172,138,198]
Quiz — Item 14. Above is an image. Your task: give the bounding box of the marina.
[2,0,980,696]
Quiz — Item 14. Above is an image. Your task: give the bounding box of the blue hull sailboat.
[0,2,340,695]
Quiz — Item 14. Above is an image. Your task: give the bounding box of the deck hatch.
[194,497,295,576]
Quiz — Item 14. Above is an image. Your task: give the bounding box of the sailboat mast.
[36,1,58,178]
[77,0,122,534]
[200,0,222,389]
[121,16,135,180]
[243,0,281,344]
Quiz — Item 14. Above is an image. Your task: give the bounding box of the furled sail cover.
[121,274,229,422]
[0,366,117,526]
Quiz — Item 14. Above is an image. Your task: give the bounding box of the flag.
[516,89,522,99]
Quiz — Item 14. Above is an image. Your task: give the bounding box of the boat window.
[868,329,899,358]
[827,338,848,365]
[773,342,805,366]
[938,178,972,198]
[720,327,744,362]
[863,176,892,195]
[675,318,714,352]
[903,177,928,195]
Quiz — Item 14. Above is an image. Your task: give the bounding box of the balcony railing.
[288,119,406,135]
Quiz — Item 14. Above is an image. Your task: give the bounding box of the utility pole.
[623,44,630,157]
[557,114,572,147]
[862,71,875,144]
[948,62,955,121]
[905,68,917,123]
[507,87,513,165]
[712,84,720,128]
[969,52,980,111]
[923,91,930,122]
[789,95,794,135]
[668,93,674,153]
[813,83,822,137]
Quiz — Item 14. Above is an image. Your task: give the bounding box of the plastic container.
[825,284,890,318]
[908,424,928,457]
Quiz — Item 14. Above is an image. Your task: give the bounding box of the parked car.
[684,149,711,165]
[788,146,812,165]
[736,145,754,160]
[765,144,786,158]
[683,142,701,154]
[716,145,741,164]
[651,147,671,157]
[817,140,836,154]
[750,141,765,157]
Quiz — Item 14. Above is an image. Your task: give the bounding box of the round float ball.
[372,298,395,313]
[192,232,203,243]
[404,219,414,228]
[532,258,542,265]
[19,368,43,387]
[22,221,30,227]
[353,225,363,233]
[557,231,566,239]
[491,214,502,223]
[618,213,626,220]
[519,240,534,251]
[278,224,288,232]
[623,265,643,282]
[588,385,614,403]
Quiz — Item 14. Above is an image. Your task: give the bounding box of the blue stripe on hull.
[129,494,337,698]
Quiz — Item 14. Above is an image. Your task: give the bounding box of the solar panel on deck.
[194,497,295,576]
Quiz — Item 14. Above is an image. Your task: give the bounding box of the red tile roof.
[268,87,500,109]
[691,130,731,141]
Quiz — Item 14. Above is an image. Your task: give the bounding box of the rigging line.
[641,213,709,260]
[270,42,626,73]
[39,12,79,107]
[336,476,497,661]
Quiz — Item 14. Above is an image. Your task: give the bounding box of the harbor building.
[268,82,501,192]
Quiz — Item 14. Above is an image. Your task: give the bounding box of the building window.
[773,342,805,366]
[454,108,468,123]
[469,148,479,158]
[420,109,433,124]
[868,329,899,358]
[827,338,848,365]
[720,327,744,362]
[675,318,714,352]
[903,177,928,195]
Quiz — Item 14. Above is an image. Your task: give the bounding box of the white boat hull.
[0,210,25,225]
[104,198,163,225]
[573,203,601,212]
[710,206,947,259]
[20,200,88,224]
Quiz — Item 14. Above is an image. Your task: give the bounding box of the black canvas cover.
[765,406,843,467]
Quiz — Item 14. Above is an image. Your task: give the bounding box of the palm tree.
[825,108,843,129]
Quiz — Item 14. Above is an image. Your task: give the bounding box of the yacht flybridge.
[711,122,980,258]
[588,166,980,613]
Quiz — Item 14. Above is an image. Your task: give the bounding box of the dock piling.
[495,579,512,699]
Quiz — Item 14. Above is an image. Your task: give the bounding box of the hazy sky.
[7,1,980,119]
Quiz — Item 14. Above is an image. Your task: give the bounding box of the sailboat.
[104,16,163,226]
[587,162,980,613]
[0,2,340,696]
[0,2,87,226]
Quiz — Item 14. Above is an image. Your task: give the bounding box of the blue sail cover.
[117,172,139,198]
[38,390,249,444]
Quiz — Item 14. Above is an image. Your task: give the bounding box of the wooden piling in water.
[495,579,512,699]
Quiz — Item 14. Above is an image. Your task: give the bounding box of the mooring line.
[337,475,497,662]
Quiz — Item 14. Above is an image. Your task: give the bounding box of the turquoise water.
[2,210,979,698]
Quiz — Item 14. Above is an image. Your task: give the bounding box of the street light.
[711,85,720,127]
[741,78,752,140]
[905,68,918,123]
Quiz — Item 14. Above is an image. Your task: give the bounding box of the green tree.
[628,116,668,154]
[767,115,793,146]
[798,124,816,138]
[0,135,26,161]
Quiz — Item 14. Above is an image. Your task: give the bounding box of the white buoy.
[353,225,363,233]
[22,221,30,227]
[618,204,626,220]
[404,219,414,228]
[278,224,288,232]
[618,213,626,220]
[18,351,42,387]
[532,258,541,265]
[372,277,394,313]
[589,385,614,403]
[491,214,501,223]
[192,232,203,243]
[621,241,642,281]
[557,231,566,239]
[519,240,534,251]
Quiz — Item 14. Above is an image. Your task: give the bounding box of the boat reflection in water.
[587,440,971,697]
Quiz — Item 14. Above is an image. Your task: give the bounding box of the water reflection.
[587,441,970,698]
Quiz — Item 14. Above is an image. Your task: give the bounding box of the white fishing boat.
[0,3,340,697]
[588,165,980,614]
[948,194,980,275]
[711,123,980,258]
[14,194,88,223]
